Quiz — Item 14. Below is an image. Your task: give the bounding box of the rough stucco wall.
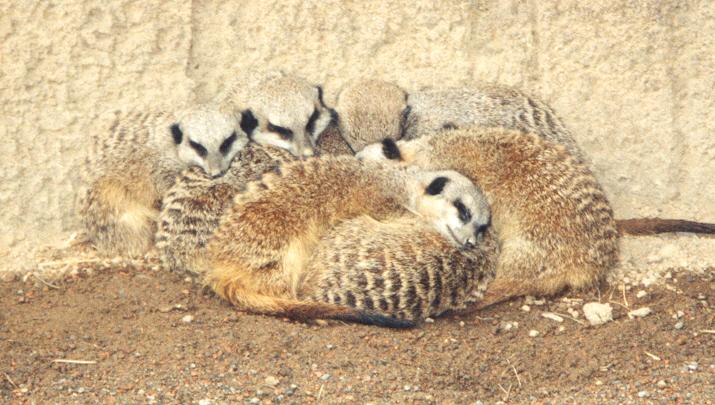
[1,0,714,271]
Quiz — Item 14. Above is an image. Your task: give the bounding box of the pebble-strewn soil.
[1,266,713,404]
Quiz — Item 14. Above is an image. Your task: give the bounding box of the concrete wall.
[2,0,714,271]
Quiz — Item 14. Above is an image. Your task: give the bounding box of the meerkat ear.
[170,123,183,144]
[315,85,325,105]
[240,109,258,136]
[381,138,402,161]
[425,176,450,195]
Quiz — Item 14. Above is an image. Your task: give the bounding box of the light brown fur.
[155,143,296,273]
[299,215,499,322]
[198,156,484,326]
[358,128,620,307]
[335,79,409,152]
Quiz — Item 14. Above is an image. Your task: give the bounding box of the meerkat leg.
[82,175,159,257]
[204,261,414,328]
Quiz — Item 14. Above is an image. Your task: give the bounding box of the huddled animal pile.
[80,72,715,327]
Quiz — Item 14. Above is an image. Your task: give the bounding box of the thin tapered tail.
[617,218,715,235]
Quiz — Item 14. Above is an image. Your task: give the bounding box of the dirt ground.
[1,264,713,404]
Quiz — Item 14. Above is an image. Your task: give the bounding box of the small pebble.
[403,385,411,391]
[697,293,706,300]
[181,315,194,323]
[541,312,564,322]
[198,400,214,405]
[424,318,434,323]
[583,302,613,326]
[249,398,260,405]
[636,290,647,299]
[657,380,667,388]
[686,362,698,371]
[673,310,685,319]
[637,390,650,398]
[459,321,465,327]
[320,373,331,381]
[674,321,684,330]
[521,305,531,312]
[528,329,540,337]
[627,307,652,319]
[264,376,279,386]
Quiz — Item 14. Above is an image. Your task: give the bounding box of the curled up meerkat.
[196,156,492,327]
[357,128,620,308]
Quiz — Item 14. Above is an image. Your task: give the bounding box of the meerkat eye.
[220,132,237,155]
[425,176,449,195]
[453,199,472,223]
[189,140,208,157]
[267,123,294,140]
[475,224,488,236]
[305,109,320,134]
[381,138,402,161]
[170,123,183,144]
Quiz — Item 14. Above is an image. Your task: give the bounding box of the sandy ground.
[1,260,713,404]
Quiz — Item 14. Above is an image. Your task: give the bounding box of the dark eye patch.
[267,122,293,139]
[475,224,488,236]
[240,109,258,136]
[189,140,208,157]
[441,122,458,130]
[425,176,449,195]
[306,109,320,134]
[170,123,183,144]
[381,138,402,160]
[220,131,237,155]
[453,199,472,223]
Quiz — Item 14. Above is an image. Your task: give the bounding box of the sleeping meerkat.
[334,79,410,153]
[356,128,620,308]
[197,156,491,327]
[299,213,499,323]
[155,143,295,273]
[82,105,246,257]
[215,71,335,158]
[335,79,585,161]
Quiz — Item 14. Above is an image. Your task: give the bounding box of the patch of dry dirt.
[1,266,713,404]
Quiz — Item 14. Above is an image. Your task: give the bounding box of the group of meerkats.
[80,71,714,328]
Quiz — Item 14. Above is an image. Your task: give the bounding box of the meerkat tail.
[616,218,715,235]
[208,271,415,328]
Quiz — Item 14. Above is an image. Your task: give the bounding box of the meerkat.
[334,79,410,152]
[356,128,620,308]
[82,105,247,257]
[198,156,491,326]
[297,212,499,323]
[339,79,715,237]
[215,71,335,158]
[155,143,295,273]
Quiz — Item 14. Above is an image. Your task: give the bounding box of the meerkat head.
[171,105,248,178]
[407,170,491,249]
[237,76,334,159]
[335,79,411,153]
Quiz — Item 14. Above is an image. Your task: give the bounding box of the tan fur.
[299,215,499,322]
[155,143,295,273]
[359,128,620,306]
[337,79,585,161]
[82,110,182,257]
[315,122,354,156]
[198,156,484,325]
[335,79,409,152]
